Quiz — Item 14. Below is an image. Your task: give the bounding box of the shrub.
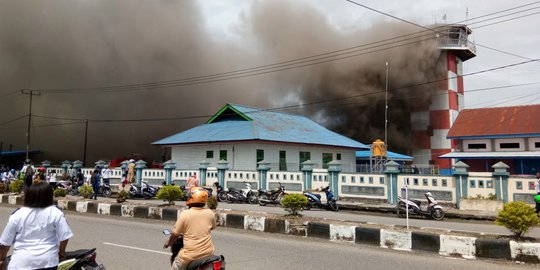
[0,183,5,193]
[207,196,218,210]
[79,184,94,199]
[157,185,183,205]
[53,188,67,197]
[8,180,24,194]
[281,193,308,216]
[116,190,129,203]
[495,201,540,238]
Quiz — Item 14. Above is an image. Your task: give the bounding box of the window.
[299,151,311,170]
[351,176,356,183]
[220,150,227,161]
[322,153,333,169]
[360,177,364,184]
[256,149,264,163]
[442,179,447,187]
[423,178,428,186]
[342,176,346,183]
[432,179,438,186]
[379,177,384,185]
[500,142,520,149]
[206,151,214,159]
[336,153,341,160]
[536,142,540,148]
[279,150,287,171]
[478,180,484,188]
[516,181,523,190]
[413,178,419,185]
[468,143,486,149]
[530,181,536,190]
[470,180,476,188]
[487,180,493,188]
[369,177,373,184]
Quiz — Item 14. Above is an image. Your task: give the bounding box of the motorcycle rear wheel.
[217,192,227,202]
[396,206,406,218]
[431,208,445,220]
[247,191,258,204]
[258,194,268,206]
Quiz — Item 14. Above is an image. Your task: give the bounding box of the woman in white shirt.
[0,182,73,270]
[48,169,58,190]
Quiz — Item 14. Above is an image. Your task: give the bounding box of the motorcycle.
[4,248,105,270]
[257,182,286,206]
[98,182,112,197]
[303,186,339,211]
[396,192,445,220]
[57,181,79,196]
[128,181,158,199]
[163,229,225,270]
[224,182,257,204]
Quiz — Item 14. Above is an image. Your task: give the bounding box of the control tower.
[410,24,476,174]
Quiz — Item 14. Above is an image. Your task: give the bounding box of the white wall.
[170,142,358,172]
[463,139,492,152]
[528,137,540,151]
[494,138,525,152]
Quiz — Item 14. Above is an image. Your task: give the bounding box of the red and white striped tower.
[411,25,476,174]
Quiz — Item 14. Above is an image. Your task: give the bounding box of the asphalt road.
[0,206,537,270]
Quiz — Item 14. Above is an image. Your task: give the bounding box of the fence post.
[301,160,314,191]
[492,161,510,203]
[61,160,71,175]
[199,160,210,187]
[163,160,176,185]
[257,160,270,191]
[453,161,469,208]
[135,160,147,185]
[384,161,400,204]
[216,160,229,188]
[327,161,342,199]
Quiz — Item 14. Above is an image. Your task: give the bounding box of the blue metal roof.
[153,104,369,149]
[355,150,413,161]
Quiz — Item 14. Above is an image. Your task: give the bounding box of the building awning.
[439,151,540,159]
[356,150,413,161]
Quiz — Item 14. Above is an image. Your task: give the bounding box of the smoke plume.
[0,0,443,165]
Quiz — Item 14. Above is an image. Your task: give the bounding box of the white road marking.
[103,242,169,255]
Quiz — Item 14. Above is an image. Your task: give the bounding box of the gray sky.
[0,0,538,163]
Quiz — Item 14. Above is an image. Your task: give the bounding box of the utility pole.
[21,90,41,160]
[384,62,389,152]
[83,119,88,167]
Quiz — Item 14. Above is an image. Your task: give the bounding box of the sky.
[0,0,538,164]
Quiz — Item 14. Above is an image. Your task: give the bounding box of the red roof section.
[447,104,540,138]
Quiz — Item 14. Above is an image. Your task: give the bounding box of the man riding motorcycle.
[163,187,216,270]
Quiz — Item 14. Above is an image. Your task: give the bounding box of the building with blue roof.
[153,104,369,172]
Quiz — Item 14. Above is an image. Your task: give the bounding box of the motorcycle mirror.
[163,229,171,235]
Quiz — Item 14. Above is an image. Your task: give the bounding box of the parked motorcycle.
[303,186,339,211]
[4,248,106,269]
[128,181,159,199]
[396,192,445,220]
[57,181,79,196]
[98,182,112,197]
[257,182,286,206]
[163,229,225,270]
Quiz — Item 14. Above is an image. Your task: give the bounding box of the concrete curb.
[0,194,538,263]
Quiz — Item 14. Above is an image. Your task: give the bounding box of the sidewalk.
[338,202,497,221]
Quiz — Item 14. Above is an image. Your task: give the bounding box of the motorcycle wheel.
[329,200,339,211]
[258,194,268,206]
[247,191,258,204]
[303,202,312,210]
[226,193,234,203]
[102,188,112,197]
[217,192,227,202]
[431,208,445,220]
[396,206,406,218]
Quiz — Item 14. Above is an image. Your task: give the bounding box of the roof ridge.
[462,103,540,112]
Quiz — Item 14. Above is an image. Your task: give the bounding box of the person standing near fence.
[48,169,57,190]
[101,164,111,186]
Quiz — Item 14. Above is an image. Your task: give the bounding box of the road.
[0,206,536,270]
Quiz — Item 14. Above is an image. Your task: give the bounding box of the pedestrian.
[0,182,73,269]
[186,174,199,190]
[534,172,540,216]
[91,167,101,200]
[48,169,58,190]
[33,167,47,183]
[127,159,136,184]
[101,164,112,187]
[20,159,35,191]
[163,187,216,270]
